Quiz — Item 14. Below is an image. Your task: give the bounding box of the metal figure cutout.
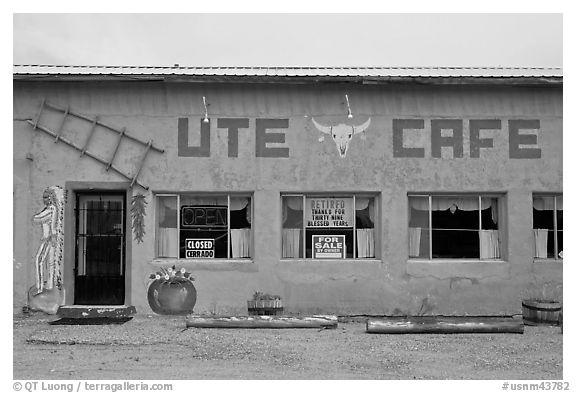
[32,185,66,294]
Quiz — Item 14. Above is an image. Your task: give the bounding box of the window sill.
[408,258,507,263]
[152,258,253,264]
[533,258,563,263]
[279,258,382,263]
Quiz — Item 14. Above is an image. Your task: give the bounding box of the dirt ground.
[13,313,563,380]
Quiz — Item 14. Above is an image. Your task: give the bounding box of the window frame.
[280,192,379,261]
[408,193,504,261]
[154,192,253,261]
[532,193,563,262]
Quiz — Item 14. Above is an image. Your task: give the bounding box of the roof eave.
[12,73,563,86]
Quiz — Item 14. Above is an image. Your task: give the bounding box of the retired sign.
[312,235,346,259]
[185,239,215,258]
[306,197,353,227]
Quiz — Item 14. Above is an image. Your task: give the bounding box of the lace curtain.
[231,228,251,258]
[409,196,498,225]
[479,230,500,259]
[409,227,422,257]
[533,229,549,258]
[356,228,375,258]
[533,196,563,211]
[282,229,302,258]
[157,197,178,258]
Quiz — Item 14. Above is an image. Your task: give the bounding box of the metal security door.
[74,193,126,305]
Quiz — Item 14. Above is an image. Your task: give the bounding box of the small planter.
[247,299,283,316]
[148,279,197,315]
[522,299,562,326]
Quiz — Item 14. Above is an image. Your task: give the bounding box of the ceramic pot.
[148,279,197,315]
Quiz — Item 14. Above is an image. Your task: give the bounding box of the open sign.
[312,235,346,259]
[181,206,227,228]
[185,238,215,258]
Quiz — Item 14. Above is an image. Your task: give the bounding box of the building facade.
[13,65,563,316]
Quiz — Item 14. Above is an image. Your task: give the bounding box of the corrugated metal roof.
[13,65,562,84]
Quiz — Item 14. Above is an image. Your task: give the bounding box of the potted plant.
[247,291,283,315]
[147,265,196,315]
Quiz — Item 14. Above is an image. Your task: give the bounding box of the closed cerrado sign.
[185,239,215,258]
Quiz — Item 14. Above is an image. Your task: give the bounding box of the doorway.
[74,192,126,305]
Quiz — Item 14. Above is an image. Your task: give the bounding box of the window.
[281,194,377,260]
[408,194,501,260]
[155,194,252,260]
[533,194,562,260]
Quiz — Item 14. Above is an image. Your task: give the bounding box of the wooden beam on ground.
[366,317,524,334]
[186,315,338,329]
[57,305,136,319]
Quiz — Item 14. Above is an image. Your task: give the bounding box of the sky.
[12,13,563,67]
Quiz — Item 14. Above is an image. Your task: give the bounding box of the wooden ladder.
[27,99,165,190]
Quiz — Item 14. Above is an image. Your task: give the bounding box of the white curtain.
[286,197,303,210]
[410,197,482,211]
[283,197,303,226]
[409,227,422,257]
[282,229,301,258]
[356,229,375,258]
[230,197,250,211]
[482,197,498,224]
[533,229,549,258]
[356,198,375,220]
[479,230,500,259]
[180,196,227,206]
[533,196,562,211]
[231,228,251,258]
[157,228,178,258]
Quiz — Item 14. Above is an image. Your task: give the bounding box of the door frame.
[63,181,132,306]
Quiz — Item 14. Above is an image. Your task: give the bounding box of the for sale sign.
[185,239,215,258]
[312,235,346,259]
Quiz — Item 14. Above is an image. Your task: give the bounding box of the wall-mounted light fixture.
[345,94,353,119]
[202,96,209,123]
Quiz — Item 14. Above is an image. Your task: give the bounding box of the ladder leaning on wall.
[26,99,165,190]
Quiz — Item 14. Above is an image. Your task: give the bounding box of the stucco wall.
[13,81,562,315]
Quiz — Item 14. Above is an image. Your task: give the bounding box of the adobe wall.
[13,81,562,315]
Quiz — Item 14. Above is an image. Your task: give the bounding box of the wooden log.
[366,317,524,334]
[186,315,338,329]
[57,305,136,319]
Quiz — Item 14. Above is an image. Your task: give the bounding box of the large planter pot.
[522,299,562,326]
[148,279,197,315]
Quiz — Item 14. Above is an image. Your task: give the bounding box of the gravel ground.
[13,313,563,380]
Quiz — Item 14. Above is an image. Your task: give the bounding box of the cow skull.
[311,118,371,157]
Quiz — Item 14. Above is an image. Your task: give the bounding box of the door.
[74,193,126,305]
